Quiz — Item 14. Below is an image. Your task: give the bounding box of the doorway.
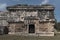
[4,27,9,34]
[29,24,35,33]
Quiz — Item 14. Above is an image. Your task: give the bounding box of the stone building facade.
[0,4,55,36]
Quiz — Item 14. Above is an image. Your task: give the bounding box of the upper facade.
[0,4,55,26]
[6,4,55,22]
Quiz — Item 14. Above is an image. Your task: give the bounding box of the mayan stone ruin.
[0,4,55,36]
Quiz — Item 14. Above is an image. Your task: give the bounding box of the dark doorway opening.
[3,27,9,34]
[29,24,35,33]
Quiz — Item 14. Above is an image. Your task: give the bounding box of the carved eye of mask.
[42,11,46,15]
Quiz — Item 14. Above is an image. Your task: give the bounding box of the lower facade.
[8,20,55,36]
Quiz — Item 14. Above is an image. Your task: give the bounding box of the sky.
[0,0,60,22]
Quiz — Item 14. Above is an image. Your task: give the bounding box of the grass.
[0,33,60,40]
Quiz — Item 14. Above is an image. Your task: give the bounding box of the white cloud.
[0,3,7,11]
[40,0,49,5]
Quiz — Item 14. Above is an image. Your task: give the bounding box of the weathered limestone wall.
[6,4,55,36]
[39,22,54,32]
[8,22,27,34]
